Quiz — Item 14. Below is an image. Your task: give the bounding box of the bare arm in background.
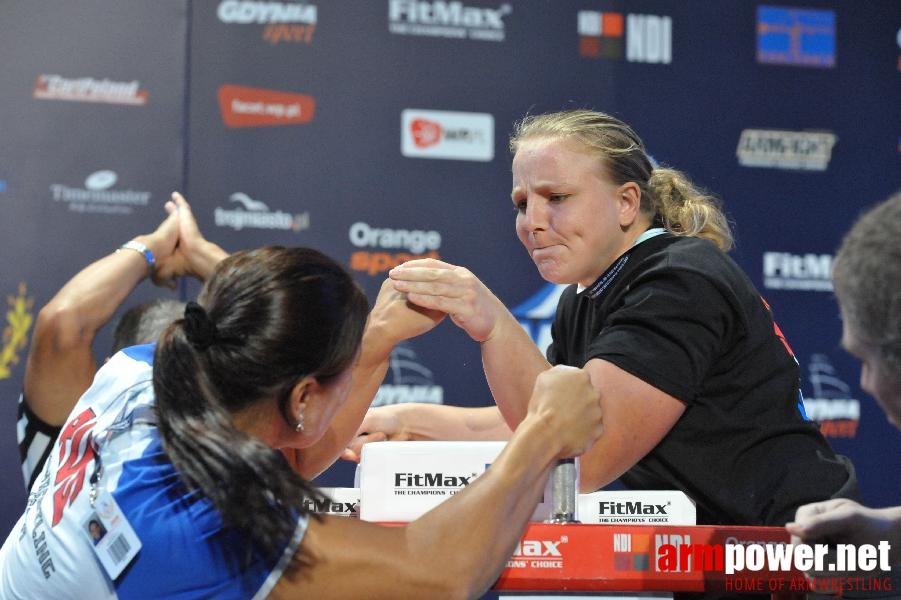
[23,192,226,427]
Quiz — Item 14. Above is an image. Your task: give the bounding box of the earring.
[295,413,305,433]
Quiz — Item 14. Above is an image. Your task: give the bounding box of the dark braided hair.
[153,247,369,560]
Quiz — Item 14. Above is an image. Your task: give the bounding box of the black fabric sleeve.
[587,267,740,404]
[17,392,62,491]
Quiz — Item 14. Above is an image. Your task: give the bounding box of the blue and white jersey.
[0,344,307,599]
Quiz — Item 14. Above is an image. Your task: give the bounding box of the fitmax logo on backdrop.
[762,252,833,292]
[388,0,512,42]
[217,0,317,45]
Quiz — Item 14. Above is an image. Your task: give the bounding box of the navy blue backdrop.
[2,1,900,584]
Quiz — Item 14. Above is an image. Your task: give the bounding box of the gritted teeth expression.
[511,137,631,287]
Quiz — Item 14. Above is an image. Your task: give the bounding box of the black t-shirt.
[548,233,857,526]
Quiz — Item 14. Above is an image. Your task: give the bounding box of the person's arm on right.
[787,499,901,575]
[273,365,603,600]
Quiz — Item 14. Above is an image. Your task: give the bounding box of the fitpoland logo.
[401,109,494,162]
[33,74,149,106]
[218,85,315,128]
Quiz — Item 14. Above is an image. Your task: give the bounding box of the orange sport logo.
[348,221,443,276]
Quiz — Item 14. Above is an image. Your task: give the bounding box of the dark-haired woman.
[0,240,603,599]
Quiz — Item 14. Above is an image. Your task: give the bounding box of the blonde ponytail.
[648,168,734,251]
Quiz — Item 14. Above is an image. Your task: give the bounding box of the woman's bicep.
[271,517,455,600]
[576,358,686,492]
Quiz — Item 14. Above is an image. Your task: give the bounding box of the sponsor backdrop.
[1,0,899,587]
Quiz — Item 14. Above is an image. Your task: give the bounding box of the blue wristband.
[117,240,155,275]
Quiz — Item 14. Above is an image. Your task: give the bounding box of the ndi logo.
[613,533,652,571]
[578,11,672,64]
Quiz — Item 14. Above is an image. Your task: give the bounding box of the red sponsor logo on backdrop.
[410,119,443,148]
[218,85,315,128]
